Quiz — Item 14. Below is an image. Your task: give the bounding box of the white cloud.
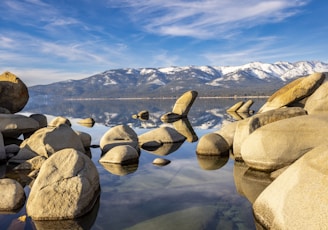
[108,0,309,39]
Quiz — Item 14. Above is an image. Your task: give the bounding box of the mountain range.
[29,61,328,99]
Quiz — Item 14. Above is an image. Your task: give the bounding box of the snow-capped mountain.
[29,61,328,98]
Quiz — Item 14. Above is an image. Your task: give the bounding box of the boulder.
[18,124,85,158]
[13,156,47,170]
[304,78,328,114]
[26,148,100,220]
[100,125,139,153]
[214,120,238,148]
[0,178,26,212]
[99,145,139,165]
[48,116,71,127]
[139,126,186,144]
[236,99,254,113]
[152,158,171,166]
[241,114,328,171]
[258,72,325,113]
[29,114,47,128]
[75,131,92,149]
[196,133,229,156]
[226,101,244,112]
[8,148,38,164]
[253,145,328,229]
[172,90,198,116]
[233,107,307,160]
[0,114,40,138]
[0,72,29,113]
[77,117,95,127]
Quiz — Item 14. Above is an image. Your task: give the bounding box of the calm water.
[0,98,267,230]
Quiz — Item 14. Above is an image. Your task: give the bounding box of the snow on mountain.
[29,61,328,98]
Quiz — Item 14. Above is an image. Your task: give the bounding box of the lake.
[0,98,267,229]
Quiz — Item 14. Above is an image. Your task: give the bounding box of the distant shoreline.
[64,95,269,101]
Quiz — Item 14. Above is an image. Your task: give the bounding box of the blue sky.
[0,0,327,86]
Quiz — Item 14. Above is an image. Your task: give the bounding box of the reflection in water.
[3,98,268,229]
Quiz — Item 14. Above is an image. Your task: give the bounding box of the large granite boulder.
[258,72,325,113]
[0,114,40,138]
[0,72,29,113]
[16,124,85,160]
[233,107,307,160]
[253,145,328,229]
[0,178,26,212]
[26,148,100,220]
[304,78,328,114]
[241,114,328,171]
[100,125,139,153]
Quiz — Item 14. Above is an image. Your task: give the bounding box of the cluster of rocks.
[0,74,199,224]
[0,72,100,222]
[99,90,199,174]
[196,72,328,228]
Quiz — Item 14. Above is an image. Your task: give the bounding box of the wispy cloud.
[108,0,309,39]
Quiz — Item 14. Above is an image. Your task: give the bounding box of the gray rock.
[0,114,40,138]
[29,114,47,128]
[253,145,328,229]
[0,132,5,161]
[26,148,100,220]
[0,72,29,113]
[241,114,328,171]
[0,178,26,212]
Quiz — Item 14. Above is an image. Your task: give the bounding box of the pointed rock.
[172,90,198,116]
[226,101,244,112]
[236,99,254,113]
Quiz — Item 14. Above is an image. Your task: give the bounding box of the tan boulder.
[139,126,186,145]
[26,148,100,220]
[214,120,238,148]
[48,116,71,127]
[100,125,139,153]
[241,114,328,171]
[99,145,139,164]
[19,124,85,158]
[226,101,244,112]
[0,114,40,138]
[0,178,26,212]
[253,145,328,229]
[304,77,328,114]
[152,158,171,166]
[236,99,254,113]
[77,117,95,127]
[172,90,198,116]
[196,133,229,156]
[13,156,47,171]
[258,72,325,113]
[233,107,307,160]
[0,72,29,113]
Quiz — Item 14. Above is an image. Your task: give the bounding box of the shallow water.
[0,98,267,229]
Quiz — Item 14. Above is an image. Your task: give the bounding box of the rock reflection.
[141,142,184,156]
[196,154,229,170]
[100,162,138,176]
[233,162,273,203]
[32,196,100,230]
[172,118,198,142]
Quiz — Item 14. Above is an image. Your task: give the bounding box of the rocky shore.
[0,70,327,229]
